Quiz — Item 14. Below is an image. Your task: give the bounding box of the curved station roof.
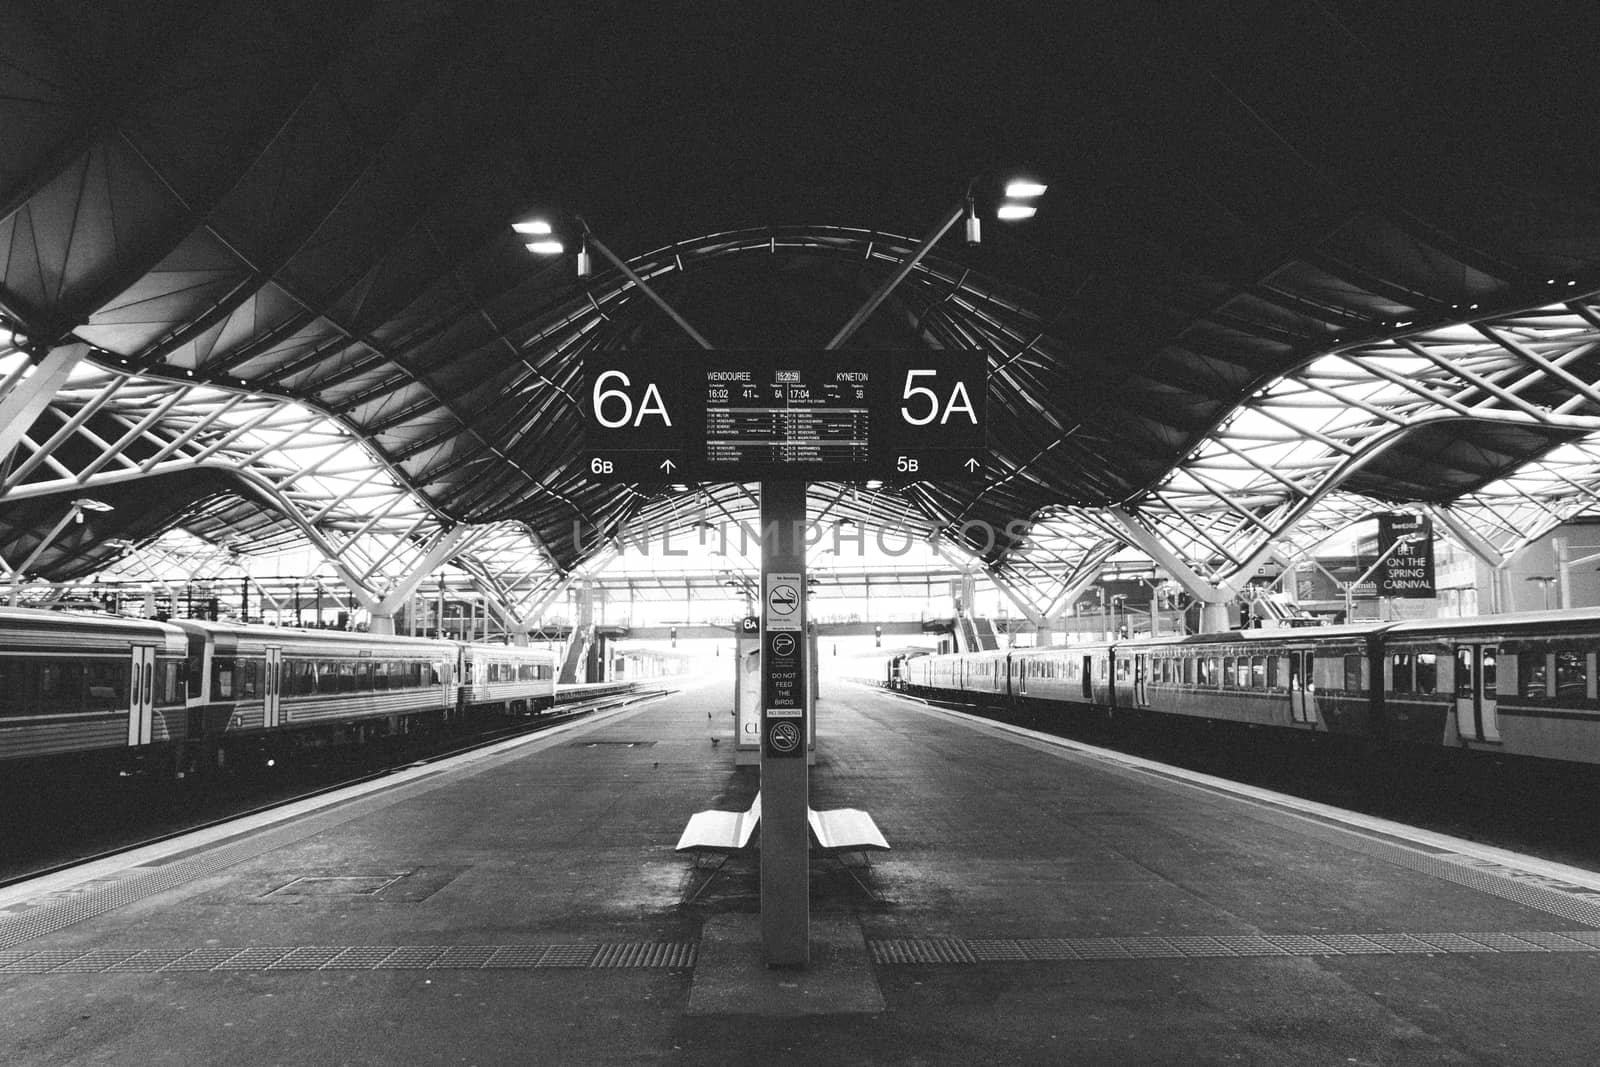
[5,2,1600,623]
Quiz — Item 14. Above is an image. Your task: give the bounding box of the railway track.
[0,687,672,889]
[898,688,1600,875]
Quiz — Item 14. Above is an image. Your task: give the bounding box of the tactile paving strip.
[866,930,1600,965]
[0,941,698,974]
[1,931,1591,974]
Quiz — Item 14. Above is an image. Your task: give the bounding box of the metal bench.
[807,806,889,900]
[674,794,890,902]
[674,793,762,902]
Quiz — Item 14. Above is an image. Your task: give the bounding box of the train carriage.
[1381,607,1600,762]
[1118,624,1384,740]
[0,605,651,780]
[891,607,1600,770]
[458,642,559,715]
[1008,642,1113,710]
[172,620,460,767]
[0,607,187,766]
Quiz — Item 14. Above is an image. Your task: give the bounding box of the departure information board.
[582,350,987,482]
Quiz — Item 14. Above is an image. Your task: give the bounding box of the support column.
[759,481,809,966]
[0,342,88,467]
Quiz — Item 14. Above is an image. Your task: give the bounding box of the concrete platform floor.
[5,671,1600,1064]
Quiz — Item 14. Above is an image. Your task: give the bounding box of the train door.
[1081,655,1093,700]
[128,645,156,746]
[1454,644,1501,742]
[263,647,282,728]
[1133,653,1149,706]
[1288,650,1316,724]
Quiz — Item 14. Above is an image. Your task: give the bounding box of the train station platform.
[6,673,1600,1064]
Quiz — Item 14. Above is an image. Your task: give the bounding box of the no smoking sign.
[764,573,802,632]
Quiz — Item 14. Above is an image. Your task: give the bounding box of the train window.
[1251,657,1266,688]
[1221,657,1234,687]
[39,660,71,712]
[187,635,206,699]
[1343,654,1366,691]
[155,660,184,706]
[372,660,391,689]
[1267,656,1281,689]
[285,659,312,695]
[1522,653,1549,698]
[83,660,129,710]
[1454,648,1473,696]
[1312,656,1341,691]
[0,657,26,715]
[1414,653,1437,694]
[236,658,260,699]
[1556,650,1585,699]
[1391,652,1414,693]
[212,657,236,700]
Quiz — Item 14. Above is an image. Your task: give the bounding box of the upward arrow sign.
[660,459,676,473]
[964,457,980,472]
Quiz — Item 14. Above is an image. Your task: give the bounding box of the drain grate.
[569,740,657,748]
[0,941,698,975]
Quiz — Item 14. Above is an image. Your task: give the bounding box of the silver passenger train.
[0,606,566,775]
[894,607,1600,768]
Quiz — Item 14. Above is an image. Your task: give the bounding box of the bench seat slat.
[807,807,889,852]
[674,794,761,853]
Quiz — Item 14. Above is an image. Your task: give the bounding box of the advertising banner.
[1378,512,1436,598]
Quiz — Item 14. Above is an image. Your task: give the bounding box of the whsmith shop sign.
[1377,512,1436,598]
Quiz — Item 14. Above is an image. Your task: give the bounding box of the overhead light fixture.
[513,217,564,254]
[73,497,115,512]
[964,195,981,246]
[576,234,592,278]
[997,176,1047,223]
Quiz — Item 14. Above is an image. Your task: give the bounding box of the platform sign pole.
[759,480,809,966]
